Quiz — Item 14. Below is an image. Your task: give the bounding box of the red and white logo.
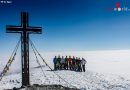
[114,2,130,12]
[115,2,121,11]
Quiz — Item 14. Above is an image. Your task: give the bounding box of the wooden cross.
[6,12,42,87]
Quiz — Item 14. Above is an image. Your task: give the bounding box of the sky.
[1,0,130,54]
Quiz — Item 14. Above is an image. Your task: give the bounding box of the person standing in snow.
[75,57,79,71]
[65,56,68,70]
[53,56,57,70]
[72,56,76,71]
[68,56,72,70]
[60,56,65,70]
[57,56,61,70]
[81,58,87,72]
[77,58,82,72]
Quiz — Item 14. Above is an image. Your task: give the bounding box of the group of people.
[53,56,87,72]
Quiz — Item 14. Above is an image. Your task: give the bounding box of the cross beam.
[6,12,42,87]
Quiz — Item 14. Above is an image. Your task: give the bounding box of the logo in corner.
[114,2,130,12]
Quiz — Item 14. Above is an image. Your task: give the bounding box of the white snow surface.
[0,50,130,90]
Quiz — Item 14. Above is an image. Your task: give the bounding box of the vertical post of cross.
[6,12,42,87]
[21,12,30,86]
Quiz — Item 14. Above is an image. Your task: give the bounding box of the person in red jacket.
[68,56,72,70]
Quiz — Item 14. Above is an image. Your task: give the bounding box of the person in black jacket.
[77,58,82,72]
[72,56,76,71]
[64,56,68,70]
[53,56,57,70]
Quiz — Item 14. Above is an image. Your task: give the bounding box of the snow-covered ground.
[0,50,130,90]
